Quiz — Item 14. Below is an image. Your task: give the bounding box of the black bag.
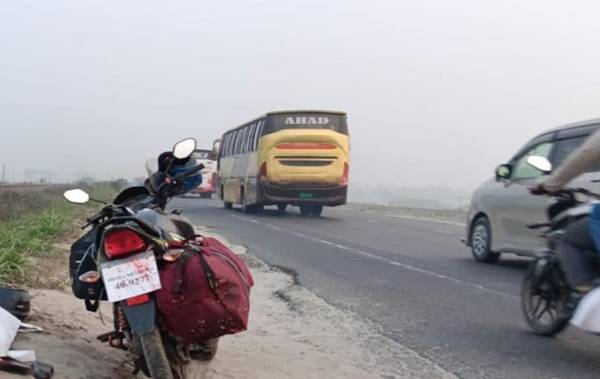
[0,287,30,320]
[69,228,106,308]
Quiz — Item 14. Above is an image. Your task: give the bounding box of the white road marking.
[229,214,516,300]
[319,239,335,246]
[354,251,516,300]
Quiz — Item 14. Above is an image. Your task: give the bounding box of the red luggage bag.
[156,236,254,344]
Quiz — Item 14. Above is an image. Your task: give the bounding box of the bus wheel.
[243,204,263,214]
[300,205,311,216]
[277,204,287,214]
[311,205,323,217]
[224,201,233,209]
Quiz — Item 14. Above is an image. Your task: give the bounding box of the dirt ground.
[6,233,455,379]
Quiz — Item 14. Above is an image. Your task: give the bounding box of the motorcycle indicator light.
[104,229,147,259]
[78,270,101,284]
[163,249,184,262]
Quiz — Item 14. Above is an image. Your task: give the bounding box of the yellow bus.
[216,110,349,216]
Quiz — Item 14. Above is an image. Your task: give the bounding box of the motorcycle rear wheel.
[140,327,175,379]
[521,259,572,336]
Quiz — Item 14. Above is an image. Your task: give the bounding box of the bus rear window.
[264,114,348,135]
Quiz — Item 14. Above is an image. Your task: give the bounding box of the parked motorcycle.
[64,138,253,378]
[520,156,600,337]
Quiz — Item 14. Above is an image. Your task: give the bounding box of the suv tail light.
[340,163,349,186]
[104,229,147,259]
[259,162,267,179]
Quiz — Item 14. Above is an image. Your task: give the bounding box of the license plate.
[299,192,313,199]
[100,250,161,303]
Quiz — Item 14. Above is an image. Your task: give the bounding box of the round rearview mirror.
[63,188,90,204]
[173,138,196,159]
[526,155,552,173]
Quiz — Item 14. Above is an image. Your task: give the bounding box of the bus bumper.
[261,183,347,206]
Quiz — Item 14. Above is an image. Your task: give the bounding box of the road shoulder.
[8,231,456,379]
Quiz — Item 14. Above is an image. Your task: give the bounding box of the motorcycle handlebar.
[532,187,600,200]
[173,164,204,181]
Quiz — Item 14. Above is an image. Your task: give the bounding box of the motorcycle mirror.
[526,156,552,173]
[63,188,90,204]
[172,138,196,159]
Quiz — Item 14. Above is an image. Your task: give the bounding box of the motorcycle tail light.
[104,229,147,259]
[126,294,150,306]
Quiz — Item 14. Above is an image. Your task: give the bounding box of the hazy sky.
[1,0,599,189]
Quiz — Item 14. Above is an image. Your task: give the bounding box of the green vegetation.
[0,203,73,284]
[0,183,120,286]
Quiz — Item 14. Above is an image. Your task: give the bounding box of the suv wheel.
[471,217,500,263]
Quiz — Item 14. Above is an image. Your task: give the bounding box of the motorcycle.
[63,138,217,378]
[520,155,600,337]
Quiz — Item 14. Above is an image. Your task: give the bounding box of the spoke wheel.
[521,259,572,336]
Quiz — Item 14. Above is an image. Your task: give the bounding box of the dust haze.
[2,1,599,208]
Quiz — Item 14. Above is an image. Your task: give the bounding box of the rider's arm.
[544,129,600,192]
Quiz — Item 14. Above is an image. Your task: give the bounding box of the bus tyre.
[300,205,311,216]
[243,204,263,214]
[224,201,233,209]
[311,205,323,217]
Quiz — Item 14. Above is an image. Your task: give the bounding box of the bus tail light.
[276,143,336,150]
[340,163,349,186]
[259,162,267,179]
[104,229,147,259]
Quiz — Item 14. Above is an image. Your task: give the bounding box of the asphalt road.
[174,198,600,379]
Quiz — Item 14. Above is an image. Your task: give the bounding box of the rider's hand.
[529,183,549,195]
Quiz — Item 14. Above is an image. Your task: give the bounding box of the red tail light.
[104,229,147,259]
[259,162,267,179]
[276,143,336,150]
[126,294,150,306]
[340,163,349,186]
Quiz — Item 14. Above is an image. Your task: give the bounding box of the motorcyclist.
[145,151,204,208]
[531,129,600,288]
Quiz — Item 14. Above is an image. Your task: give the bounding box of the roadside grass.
[0,184,119,286]
[0,186,66,222]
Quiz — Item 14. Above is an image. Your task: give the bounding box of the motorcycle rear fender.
[120,299,156,335]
